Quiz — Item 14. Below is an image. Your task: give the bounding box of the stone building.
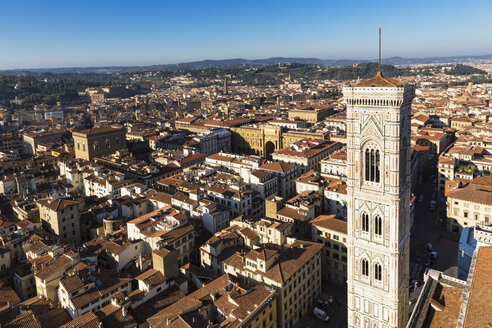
[288,106,333,123]
[311,214,348,284]
[344,71,414,328]
[22,130,64,155]
[446,181,492,233]
[37,196,84,246]
[200,225,322,328]
[72,126,126,160]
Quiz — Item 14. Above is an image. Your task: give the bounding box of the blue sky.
[1,0,491,69]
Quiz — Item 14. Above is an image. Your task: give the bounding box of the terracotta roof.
[5,309,43,328]
[70,273,131,310]
[238,227,259,241]
[37,197,82,212]
[96,304,137,328]
[75,126,124,136]
[135,269,167,287]
[0,287,21,307]
[153,248,171,258]
[311,215,347,234]
[274,142,336,159]
[60,275,85,294]
[251,170,272,179]
[35,254,73,281]
[147,274,273,328]
[60,312,99,328]
[463,246,492,328]
[260,161,296,173]
[447,184,492,206]
[160,225,194,245]
[206,153,235,163]
[354,72,404,87]
[132,286,185,325]
[223,240,323,284]
[423,285,463,328]
[147,274,231,327]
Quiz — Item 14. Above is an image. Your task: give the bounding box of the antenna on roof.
[378,26,382,75]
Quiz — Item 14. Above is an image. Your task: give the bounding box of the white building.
[320,147,347,179]
[58,270,132,318]
[344,71,414,328]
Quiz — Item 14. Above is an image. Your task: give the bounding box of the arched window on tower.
[374,263,382,281]
[361,258,369,277]
[362,213,369,233]
[374,215,382,236]
[364,142,381,183]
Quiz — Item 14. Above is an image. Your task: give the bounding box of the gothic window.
[105,138,111,149]
[364,142,381,183]
[374,215,382,236]
[82,143,86,151]
[362,213,369,233]
[374,263,382,281]
[77,141,80,150]
[93,141,99,151]
[361,258,369,277]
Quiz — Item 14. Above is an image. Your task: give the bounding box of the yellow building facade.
[175,121,326,157]
[230,125,326,156]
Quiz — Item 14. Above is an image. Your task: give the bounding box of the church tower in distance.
[343,28,415,328]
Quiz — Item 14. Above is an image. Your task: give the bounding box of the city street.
[409,167,459,308]
[295,281,347,328]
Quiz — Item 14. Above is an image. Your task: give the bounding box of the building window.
[364,143,381,183]
[93,141,99,151]
[77,141,80,150]
[105,139,110,148]
[464,211,468,218]
[374,215,382,236]
[374,263,382,281]
[361,258,369,277]
[115,137,120,147]
[82,143,86,151]
[362,213,369,232]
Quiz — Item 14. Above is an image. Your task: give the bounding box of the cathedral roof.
[355,71,404,87]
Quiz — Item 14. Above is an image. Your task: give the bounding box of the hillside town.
[0,62,492,328]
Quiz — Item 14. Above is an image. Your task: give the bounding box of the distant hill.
[1,54,491,74]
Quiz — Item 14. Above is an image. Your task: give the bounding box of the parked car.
[313,307,330,321]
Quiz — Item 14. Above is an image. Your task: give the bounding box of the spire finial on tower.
[378,26,382,75]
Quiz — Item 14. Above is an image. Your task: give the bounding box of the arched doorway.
[265,141,275,158]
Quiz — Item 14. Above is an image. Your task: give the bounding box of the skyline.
[1,0,492,70]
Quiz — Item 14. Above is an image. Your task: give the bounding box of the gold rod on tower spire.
[378,26,381,74]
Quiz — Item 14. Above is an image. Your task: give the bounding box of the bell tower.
[344,28,415,328]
